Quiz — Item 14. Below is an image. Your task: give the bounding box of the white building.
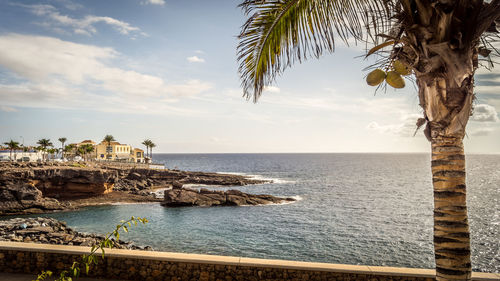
[0,150,44,162]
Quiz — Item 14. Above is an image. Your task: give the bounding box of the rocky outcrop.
[113,168,267,192]
[162,188,295,207]
[1,165,117,199]
[0,164,118,215]
[0,182,68,215]
[0,162,276,215]
[0,217,151,250]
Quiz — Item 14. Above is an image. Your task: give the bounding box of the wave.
[219,172,296,184]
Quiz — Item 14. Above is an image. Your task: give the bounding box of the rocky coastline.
[0,162,293,215]
[163,187,295,207]
[0,217,151,250]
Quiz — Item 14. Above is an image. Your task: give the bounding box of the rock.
[0,217,151,251]
[127,172,143,181]
[161,188,295,207]
[172,181,183,189]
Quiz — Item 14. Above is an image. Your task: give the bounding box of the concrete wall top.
[0,241,498,280]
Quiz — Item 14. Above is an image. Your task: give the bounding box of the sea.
[9,153,500,272]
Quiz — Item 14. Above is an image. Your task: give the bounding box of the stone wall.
[0,242,498,281]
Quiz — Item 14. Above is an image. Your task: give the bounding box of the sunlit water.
[5,153,499,272]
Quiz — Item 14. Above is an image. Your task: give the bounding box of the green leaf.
[237,0,390,101]
[365,40,395,57]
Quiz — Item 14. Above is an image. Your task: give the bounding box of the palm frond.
[479,29,500,70]
[237,0,390,102]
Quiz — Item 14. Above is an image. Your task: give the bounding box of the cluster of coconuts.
[366,60,411,88]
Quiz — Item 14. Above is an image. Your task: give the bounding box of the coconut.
[366,69,386,86]
[386,71,405,88]
[392,60,411,76]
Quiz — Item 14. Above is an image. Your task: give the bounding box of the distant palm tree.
[37,139,53,161]
[3,140,20,161]
[149,142,156,162]
[77,146,86,161]
[82,144,95,161]
[58,137,67,159]
[103,135,115,160]
[47,148,57,160]
[64,144,76,160]
[142,139,152,158]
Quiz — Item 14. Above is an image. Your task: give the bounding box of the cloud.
[16,3,144,37]
[50,0,84,10]
[469,127,495,136]
[260,91,410,116]
[471,104,500,122]
[0,105,17,112]
[187,56,205,63]
[141,0,166,5]
[263,86,280,93]
[0,34,212,115]
[367,114,421,137]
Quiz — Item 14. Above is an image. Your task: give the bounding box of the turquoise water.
[7,153,500,272]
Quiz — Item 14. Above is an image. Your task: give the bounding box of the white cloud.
[367,114,422,137]
[263,86,280,93]
[0,34,212,115]
[18,4,144,37]
[187,56,205,63]
[194,50,205,54]
[141,0,166,5]
[0,105,17,112]
[260,92,410,116]
[471,104,500,122]
[469,127,495,136]
[51,0,84,10]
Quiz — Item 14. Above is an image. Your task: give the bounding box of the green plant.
[34,216,149,281]
[3,140,20,161]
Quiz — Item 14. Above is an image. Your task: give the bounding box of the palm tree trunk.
[414,45,476,280]
[431,137,471,281]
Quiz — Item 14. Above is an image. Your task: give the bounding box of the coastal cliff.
[0,162,280,215]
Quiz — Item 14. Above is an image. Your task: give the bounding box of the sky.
[0,0,499,153]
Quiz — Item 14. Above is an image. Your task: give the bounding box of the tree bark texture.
[415,46,476,280]
[431,137,471,281]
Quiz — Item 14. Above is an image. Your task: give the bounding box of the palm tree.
[58,137,67,159]
[142,139,152,158]
[103,135,115,160]
[76,146,86,161]
[237,1,500,280]
[37,138,53,161]
[47,148,57,160]
[149,142,156,162]
[64,144,76,160]
[83,144,95,161]
[3,140,20,161]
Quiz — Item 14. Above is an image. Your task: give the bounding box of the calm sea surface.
[10,153,500,272]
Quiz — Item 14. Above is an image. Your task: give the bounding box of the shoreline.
[0,161,290,216]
